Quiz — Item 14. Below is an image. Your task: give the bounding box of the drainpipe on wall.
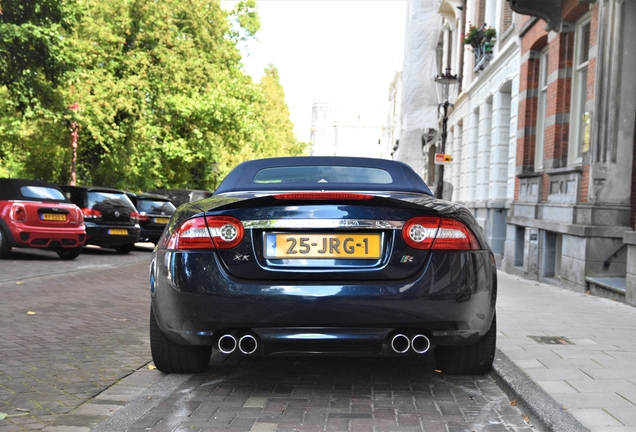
[458,0,467,93]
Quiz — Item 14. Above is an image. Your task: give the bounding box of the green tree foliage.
[0,0,82,179]
[0,0,81,113]
[0,0,306,190]
[256,65,306,158]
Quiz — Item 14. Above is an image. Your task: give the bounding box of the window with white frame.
[569,15,591,165]
[535,47,549,171]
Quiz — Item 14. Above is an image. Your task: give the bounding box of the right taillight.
[432,218,481,250]
[82,208,102,220]
[402,217,440,249]
[403,217,480,251]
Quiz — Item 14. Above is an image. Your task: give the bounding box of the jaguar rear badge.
[400,255,414,263]
[233,254,250,261]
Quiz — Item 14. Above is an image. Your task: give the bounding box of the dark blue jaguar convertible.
[149,157,497,375]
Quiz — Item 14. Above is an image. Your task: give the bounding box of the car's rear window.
[20,186,65,201]
[87,191,134,209]
[253,166,393,184]
[137,199,176,214]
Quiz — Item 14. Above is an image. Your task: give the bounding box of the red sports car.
[0,179,86,259]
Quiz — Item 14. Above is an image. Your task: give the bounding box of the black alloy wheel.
[114,243,135,254]
[0,227,11,258]
[149,307,212,374]
[434,313,497,375]
[56,246,83,260]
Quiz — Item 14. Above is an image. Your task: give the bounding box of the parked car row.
[0,178,210,260]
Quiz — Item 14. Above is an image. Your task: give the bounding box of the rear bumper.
[150,250,496,352]
[139,226,165,243]
[8,224,86,249]
[85,223,140,247]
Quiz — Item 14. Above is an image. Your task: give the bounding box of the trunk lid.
[21,202,82,227]
[206,193,453,282]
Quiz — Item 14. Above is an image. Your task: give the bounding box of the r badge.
[400,255,414,263]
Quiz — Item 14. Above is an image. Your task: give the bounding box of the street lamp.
[68,102,80,186]
[434,67,459,199]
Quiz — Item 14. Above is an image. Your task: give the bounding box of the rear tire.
[150,307,212,373]
[434,313,497,375]
[57,247,82,260]
[0,226,11,258]
[114,243,135,254]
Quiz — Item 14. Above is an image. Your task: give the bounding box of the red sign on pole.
[434,153,453,165]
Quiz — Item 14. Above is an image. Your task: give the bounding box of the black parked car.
[149,156,497,375]
[62,185,140,254]
[125,192,176,244]
[148,188,213,208]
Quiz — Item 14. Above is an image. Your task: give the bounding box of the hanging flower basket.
[464,24,497,50]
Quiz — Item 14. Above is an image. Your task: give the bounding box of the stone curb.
[89,372,192,432]
[490,348,590,432]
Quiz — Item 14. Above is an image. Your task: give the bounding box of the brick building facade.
[503,0,636,305]
[427,0,636,304]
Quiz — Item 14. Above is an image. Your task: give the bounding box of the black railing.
[464,25,496,73]
[603,244,627,269]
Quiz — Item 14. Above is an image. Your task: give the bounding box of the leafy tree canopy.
[0,0,306,191]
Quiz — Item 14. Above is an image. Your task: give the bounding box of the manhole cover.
[528,336,573,345]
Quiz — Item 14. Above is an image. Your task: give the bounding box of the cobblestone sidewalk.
[0,261,151,431]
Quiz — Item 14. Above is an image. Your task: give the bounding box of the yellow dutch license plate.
[264,233,381,259]
[109,229,128,235]
[41,213,66,221]
[154,217,170,224]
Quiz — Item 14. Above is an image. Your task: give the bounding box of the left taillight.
[166,216,243,250]
[402,217,480,251]
[10,203,27,222]
[207,216,244,249]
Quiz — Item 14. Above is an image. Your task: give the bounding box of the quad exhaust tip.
[238,334,258,355]
[218,333,259,355]
[221,331,426,356]
[218,334,237,354]
[411,334,431,354]
[390,333,411,354]
[389,333,430,354]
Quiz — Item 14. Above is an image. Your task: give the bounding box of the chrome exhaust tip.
[217,334,237,354]
[390,333,410,354]
[411,334,431,354]
[238,334,258,355]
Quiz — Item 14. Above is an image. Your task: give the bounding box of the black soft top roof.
[126,191,172,201]
[215,156,432,195]
[0,178,68,201]
[61,185,126,194]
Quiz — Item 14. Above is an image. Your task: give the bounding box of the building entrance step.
[585,276,626,302]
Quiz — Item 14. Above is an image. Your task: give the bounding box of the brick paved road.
[1,248,535,432]
[0,249,152,431]
[117,354,535,432]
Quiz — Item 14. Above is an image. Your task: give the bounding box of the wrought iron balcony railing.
[464,25,496,74]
